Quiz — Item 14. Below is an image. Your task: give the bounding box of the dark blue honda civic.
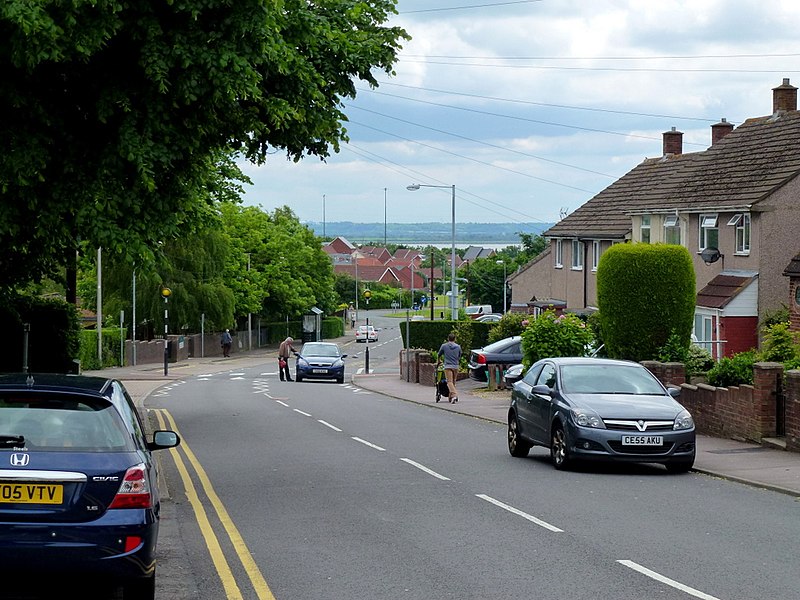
[0,373,180,599]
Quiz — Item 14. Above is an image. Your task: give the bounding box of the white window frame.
[699,213,719,251]
[640,216,651,243]
[592,241,601,271]
[728,213,751,254]
[663,215,681,245]
[571,239,583,270]
[554,239,563,268]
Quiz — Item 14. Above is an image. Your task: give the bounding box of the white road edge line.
[293,409,312,417]
[318,420,342,432]
[476,494,563,533]
[616,560,721,600]
[351,437,386,451]
[400,458,450,481]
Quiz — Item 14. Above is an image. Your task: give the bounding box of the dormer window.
[728,213,751,254]
[699,213,719,250]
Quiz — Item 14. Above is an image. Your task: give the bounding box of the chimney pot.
[773,78,797,113]
[663,127,683,156]
[711,118,734,145]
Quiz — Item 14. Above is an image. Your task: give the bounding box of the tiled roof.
[696,273,757,309]
[546,109,800,238]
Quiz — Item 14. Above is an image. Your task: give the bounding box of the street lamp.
[407,183,458,320]
[496,259,507,314]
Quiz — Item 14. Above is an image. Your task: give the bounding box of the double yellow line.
[153,409,276,600]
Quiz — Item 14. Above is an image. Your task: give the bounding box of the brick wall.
[786,370,800,451]
[648,361,791,444]
[790,278,800,333]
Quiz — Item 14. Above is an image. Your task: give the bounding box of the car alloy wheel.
[507,416,531,458]
[550,424,572,470]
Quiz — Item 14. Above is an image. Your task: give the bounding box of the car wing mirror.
[341,354,348,359]
[531,384,553,396]
[150,430,180,450]
[667,387,681,398]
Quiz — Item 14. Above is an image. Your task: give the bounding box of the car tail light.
[124,536,143,552]
[109,464,152,509]
[476,354,487,364]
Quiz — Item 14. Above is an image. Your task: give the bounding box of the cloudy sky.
[238,0,800,227]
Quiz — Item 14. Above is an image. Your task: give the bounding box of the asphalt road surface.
[148,358,800,600]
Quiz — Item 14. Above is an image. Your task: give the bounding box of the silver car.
[508,357,695,472]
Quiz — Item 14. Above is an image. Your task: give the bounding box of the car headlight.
[297,358,309,368]
[673,409,694,430]
[332,359,344,367]
[570,407,606,429]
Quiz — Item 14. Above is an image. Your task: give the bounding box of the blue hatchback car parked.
[0,373,180,599]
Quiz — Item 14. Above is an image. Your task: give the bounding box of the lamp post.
[384,187,387,247]
[322,193,326,239]
[407,183,458,320]
[496,259,507,314]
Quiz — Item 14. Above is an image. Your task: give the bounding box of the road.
[147,318,800,600]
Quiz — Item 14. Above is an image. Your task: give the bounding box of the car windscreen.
[560,364,665,395]
[303,344,340,357]
[0,393,135,452]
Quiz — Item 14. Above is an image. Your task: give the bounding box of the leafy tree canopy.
[0,0,408,291]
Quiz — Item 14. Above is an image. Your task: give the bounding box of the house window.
[699,214,719,250]
[554,240,563,268]
[640,216,651,243]
[592,241,601,271]
[571,239,583,270]
[728,213,751,254]
[664,215,681,245]
[694,314,713,354]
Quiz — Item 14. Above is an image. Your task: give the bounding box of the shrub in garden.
[759,321,799,363]
[706,350,757,387]
[597,243,695,362]
[520,310,592,366]
[488,312,528,343]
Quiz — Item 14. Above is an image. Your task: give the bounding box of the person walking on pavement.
[278,336,297,381]
[220,329,233,357]
[437,333,462,403]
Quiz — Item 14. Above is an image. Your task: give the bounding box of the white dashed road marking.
[476,494,563,532]
[400,458,450,481]
[616,561,721,600]
[351,437,386,452]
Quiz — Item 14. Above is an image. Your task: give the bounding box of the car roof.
[537,357,640,367]
[0,373,113,395]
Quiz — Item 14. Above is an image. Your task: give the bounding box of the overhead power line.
[400,0,543,14]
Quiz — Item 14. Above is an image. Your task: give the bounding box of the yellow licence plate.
[0,483,63,504]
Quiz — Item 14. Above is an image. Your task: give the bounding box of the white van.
[465,305,493,319]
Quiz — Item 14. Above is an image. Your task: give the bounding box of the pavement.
[86,340,800,498]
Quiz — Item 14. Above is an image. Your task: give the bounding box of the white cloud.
[240,0,800,230]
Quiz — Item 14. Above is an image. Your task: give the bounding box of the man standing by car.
[278,336,297,381]
[437,333,462,403]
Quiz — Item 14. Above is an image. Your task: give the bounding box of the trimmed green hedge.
[79,328,127,370]
[597,243,696,362]
[399,319,493,352]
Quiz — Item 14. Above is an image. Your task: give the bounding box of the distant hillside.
[305,222,552,244]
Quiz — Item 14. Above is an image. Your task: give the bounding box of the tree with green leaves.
[1,1,408,295]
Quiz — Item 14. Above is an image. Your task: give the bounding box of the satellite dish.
[700,247,722,264]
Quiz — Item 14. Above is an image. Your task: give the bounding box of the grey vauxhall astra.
[508,357,696,473]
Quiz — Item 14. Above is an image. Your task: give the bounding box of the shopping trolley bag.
[435,366,450,403]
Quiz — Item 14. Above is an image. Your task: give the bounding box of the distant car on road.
[508,357,696,472]
[468,336,523,382]
[355,325,378,343]
[0,373,181,598]
[295,342,347,383]
[465,304,493,319]
[475,313,502,323]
